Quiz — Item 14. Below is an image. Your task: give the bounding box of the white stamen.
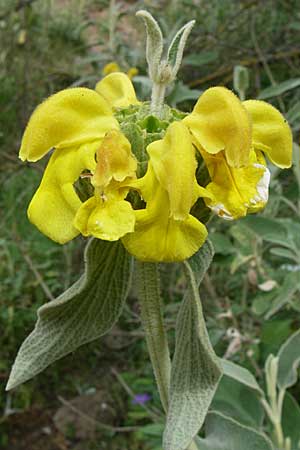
[211,203,234,221]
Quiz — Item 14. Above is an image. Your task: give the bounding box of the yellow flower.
[183,87,252,168]
[102,62,121,76]
[122,121,210,262]
[20,70,292,262]
[184,87,293,220]
[21,71,211,262]
[102,62,139,81]
[20,73,139,244]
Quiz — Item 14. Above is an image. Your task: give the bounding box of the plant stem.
[151,82,167,118]
[137,261,199,449]
[136,261,171,413]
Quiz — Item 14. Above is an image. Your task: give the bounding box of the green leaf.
[167,20,195,76]
[233,65,249,100]
[220,360,262,393]
[269,247,297,261]
[197,411,274,450]
[258,78,300,100]
[183,51,219,67]
[168,81,202,106]
[286,101,300,124]
[163,241,222,450]
[292,142,300,189]
[211,374,264,428]
[265,272,300,319]
[261,320,292,361]
[209,233,234,256]
[136,10,163,81]
[186,240,215,285]
[252,291,278,316]
[282,392,300,450]
[6,240,133,390]
[242,216,293,248]
[277,329,300,390]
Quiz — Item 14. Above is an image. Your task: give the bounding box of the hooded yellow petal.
[122,187,207,262]
[20,88,117,162]
[27,142,99,244]
[74,196,135,241]
[146,121,198,220]
[92,130,137,189]
[243,100,293,168]
[201,149,269,219]
[95,72,139,108]
[183,86,251,168]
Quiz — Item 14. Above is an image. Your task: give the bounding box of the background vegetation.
[0,0,299,449]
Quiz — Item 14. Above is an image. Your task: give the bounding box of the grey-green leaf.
[220,359,262,393]
[265,272,300,319]
[211,373,264,428]
[277,329,300,390]
[168,81,202,106]
[282,392,300,450]
[197,411,274,450]
[163,241,222,450]
[136,10,163,81]
[7,239,133,390]
[183,51,218,67]
[258,78,300,99]
[167,20,195,77]
[242,216,293,248]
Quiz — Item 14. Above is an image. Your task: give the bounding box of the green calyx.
[114,102,187,176]
[114,102,212,224]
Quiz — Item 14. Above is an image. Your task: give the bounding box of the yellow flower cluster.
[19,73,292,262]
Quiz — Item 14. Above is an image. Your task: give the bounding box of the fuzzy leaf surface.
[7,239,132,390]
[196,411,274,450]
[163,241,222,450]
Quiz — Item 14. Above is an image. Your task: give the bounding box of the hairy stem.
[150,82,167,118]
[136,261,171,413]
[137,261,199,449]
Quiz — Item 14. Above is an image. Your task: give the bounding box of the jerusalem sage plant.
[7,10,293,450]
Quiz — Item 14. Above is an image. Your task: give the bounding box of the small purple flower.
[132,393,151,405]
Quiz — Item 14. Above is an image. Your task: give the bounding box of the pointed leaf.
[265,272,300,319]
[163,241,222,450]
[220,359,262,393]
[136,10,163,81]
[183,51,218,67]
[258,78,300,99]
[167,20,195,77]
[7,239,133,390]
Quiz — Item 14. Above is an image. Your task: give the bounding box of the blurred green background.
[0,0,300,449]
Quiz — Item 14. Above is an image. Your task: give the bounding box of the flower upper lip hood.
[243,99,293,169]
[183,86,252,168]
[19,87,119,163]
